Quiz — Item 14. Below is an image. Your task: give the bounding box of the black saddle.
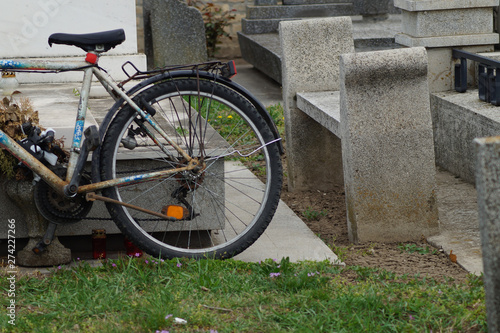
[48,29,126,53]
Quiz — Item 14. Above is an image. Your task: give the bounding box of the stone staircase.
[238,0,402,83]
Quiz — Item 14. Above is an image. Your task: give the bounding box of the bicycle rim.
[100,78,282,259]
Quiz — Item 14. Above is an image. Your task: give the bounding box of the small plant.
[0,95,39,179]
[0,94,66,180]
[267,103,285,137]
[329,237,349,263]
[303,206,328,221]
[398,243,438,255]
[187,0,237,58]
[257,257,329,292]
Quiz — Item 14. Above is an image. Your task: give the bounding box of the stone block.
[144,0,207,68]
[430,91,500,184]
[3,180,71,267]
[280,17,354,191]
[395,32,499,48]
[339,47,439,243]
[238,32,282,83]
[474,135,500,333]
[394,0,499,90]
[401,8,493,38]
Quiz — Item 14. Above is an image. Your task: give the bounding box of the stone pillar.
[394,0,499,92]
[339,47,439,243]
[474,136,500,333]
[279,17,354,191]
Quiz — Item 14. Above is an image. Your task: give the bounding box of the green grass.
[398,243,439,255]
[1,257,486,332]
[303,207,328,221]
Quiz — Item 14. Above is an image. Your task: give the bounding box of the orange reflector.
[161,205,189,220]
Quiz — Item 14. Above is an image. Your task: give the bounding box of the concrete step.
[238,33,283,83]
[246,3,354,19]
[238,15,403,84]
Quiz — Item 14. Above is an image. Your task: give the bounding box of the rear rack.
[120,60,237,86]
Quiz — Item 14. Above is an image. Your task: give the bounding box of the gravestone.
[339,47,439,243]
[144,0,207,68]
[353,0,390,20]
[280,17,354,191]
[474,136,500,333]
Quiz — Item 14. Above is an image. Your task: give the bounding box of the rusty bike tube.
[0,59,197,198]
[0,131,68,192]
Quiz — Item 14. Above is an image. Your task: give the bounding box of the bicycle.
[0,29,283,259]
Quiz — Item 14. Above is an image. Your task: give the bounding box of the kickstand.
[32,222,58,254]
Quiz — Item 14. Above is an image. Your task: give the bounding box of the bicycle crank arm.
[86,193,179,221]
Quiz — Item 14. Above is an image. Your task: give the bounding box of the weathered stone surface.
[238,32,283,83]
[241,18,287,35]
[283,0,351,5]
[246,3,354,19]
[144,0,207,68]
[430,90,500,184]
[394,0,499,93]
[474,136,500,333]
[395,32,499,48]
[280,17,354,191]
[401,8,493,38]
[255,0,278,5]
[4,180,71,267]
[394,0,498,12]
[339,47,439,243]
[353,0,390,20]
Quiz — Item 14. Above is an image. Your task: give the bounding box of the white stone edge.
[394,0,499,11]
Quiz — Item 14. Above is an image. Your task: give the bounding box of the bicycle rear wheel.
[99,77,282,259]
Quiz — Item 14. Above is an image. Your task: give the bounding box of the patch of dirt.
[279,157,470,284]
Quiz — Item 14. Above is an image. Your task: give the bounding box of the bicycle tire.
[100,77,282,259]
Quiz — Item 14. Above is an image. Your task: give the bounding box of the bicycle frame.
[0,56,197,197]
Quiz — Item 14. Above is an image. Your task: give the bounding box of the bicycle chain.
[38,164,189,223]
